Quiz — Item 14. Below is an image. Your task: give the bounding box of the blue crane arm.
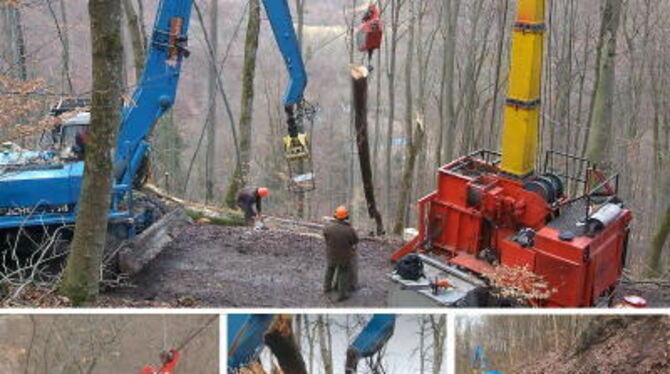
[227,314,274,370]
[345,314,396,373]
[114,0,193,186]
[260,0,307,106]
[472,345,503,374]
[350,314,396,357]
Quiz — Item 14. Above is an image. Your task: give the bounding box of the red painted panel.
[499,237,536,267]
[534,249,585,307]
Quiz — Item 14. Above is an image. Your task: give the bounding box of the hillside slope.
[515,316,670,374]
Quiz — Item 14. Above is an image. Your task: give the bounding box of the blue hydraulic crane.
[228,314,395,374]
[345,314,396,374]
[471,345,503,374]
[0,0,312,247]
[227,314,275,371]
[262,0,315,192]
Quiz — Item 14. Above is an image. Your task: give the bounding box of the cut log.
[118,207,191,275]
[143,183,244,222]
[351,64,385,235]
[264,315,307,374]
[240,362,268,374]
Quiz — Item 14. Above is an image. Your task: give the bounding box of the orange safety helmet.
[334,205,349,220]
[257,187,269,198]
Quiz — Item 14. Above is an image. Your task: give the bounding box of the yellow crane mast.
[500,0,546,177]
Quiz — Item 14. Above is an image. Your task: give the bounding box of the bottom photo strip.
[1,313,668,373]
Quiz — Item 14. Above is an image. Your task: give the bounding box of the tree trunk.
[584,0,623,170]
[431,315,446,374]
[1,2,27,81]
[646,204,670,276]
[385,0,403,218]
[419,317,426,374]
[122,0,145,82]
[205,0,219,204]
[436,0,460,167]
[294,0,305,51]
[393,1,418,235]
[316,316,333,374]
[487,0,509,151]
[59,0,72,92]
[224,0,260,208]
[393,116,425,235]
[45,0,72,91]
[457,0,485,155]
[60,0,124,305]
[351,65,384,235]
[264,315,308,374]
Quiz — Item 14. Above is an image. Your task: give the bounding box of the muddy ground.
[104,217,670,308]
[108,221,397,307]
[514,316,670,374]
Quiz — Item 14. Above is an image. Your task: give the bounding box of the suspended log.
[350,64,385,235]
[264,315,307,374]
[240,362,268,374]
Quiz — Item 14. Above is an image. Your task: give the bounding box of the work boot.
[336,293,350,302]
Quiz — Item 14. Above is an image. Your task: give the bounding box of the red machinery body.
[357,4,383,53]
[393,152,632,307]
[139,350,180,374]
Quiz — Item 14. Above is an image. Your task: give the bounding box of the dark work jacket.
[236,187,262,213]
[323,219,359,266]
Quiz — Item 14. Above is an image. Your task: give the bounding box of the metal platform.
[387,254,482,307]
[548,198,588,233]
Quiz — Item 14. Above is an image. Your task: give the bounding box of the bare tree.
[316,315,333,374]
[60,0,124,304]
[1,1,27,80]
[225,0,261,207]
[205,0,220,203]
[122,0,145,82]
[584,0,623,170]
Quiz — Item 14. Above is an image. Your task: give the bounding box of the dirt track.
[108,222,396,307]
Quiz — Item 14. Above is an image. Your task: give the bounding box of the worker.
[72,128,89,160]
[139,349,180,374]
[323,205,359,301]
[236,187,269,225]
[357,3,383,70]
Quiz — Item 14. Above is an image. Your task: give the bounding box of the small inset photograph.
[228,314,447,373]
[456,314,670,374]
[0,314,218,374]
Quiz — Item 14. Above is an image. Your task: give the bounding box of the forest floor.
[613,278,670,307]
[2,213,668,308]
[513,316,670,374]
[106,219,398,307]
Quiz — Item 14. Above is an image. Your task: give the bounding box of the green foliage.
[185,209,246,226]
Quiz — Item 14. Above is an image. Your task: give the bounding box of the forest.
[0,0,669,306]
[456,314,670,373]
[0,314,219,373]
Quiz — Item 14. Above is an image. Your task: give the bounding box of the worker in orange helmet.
[139,349,180,374]
[236,187,270,226]
[323,205,360,301]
